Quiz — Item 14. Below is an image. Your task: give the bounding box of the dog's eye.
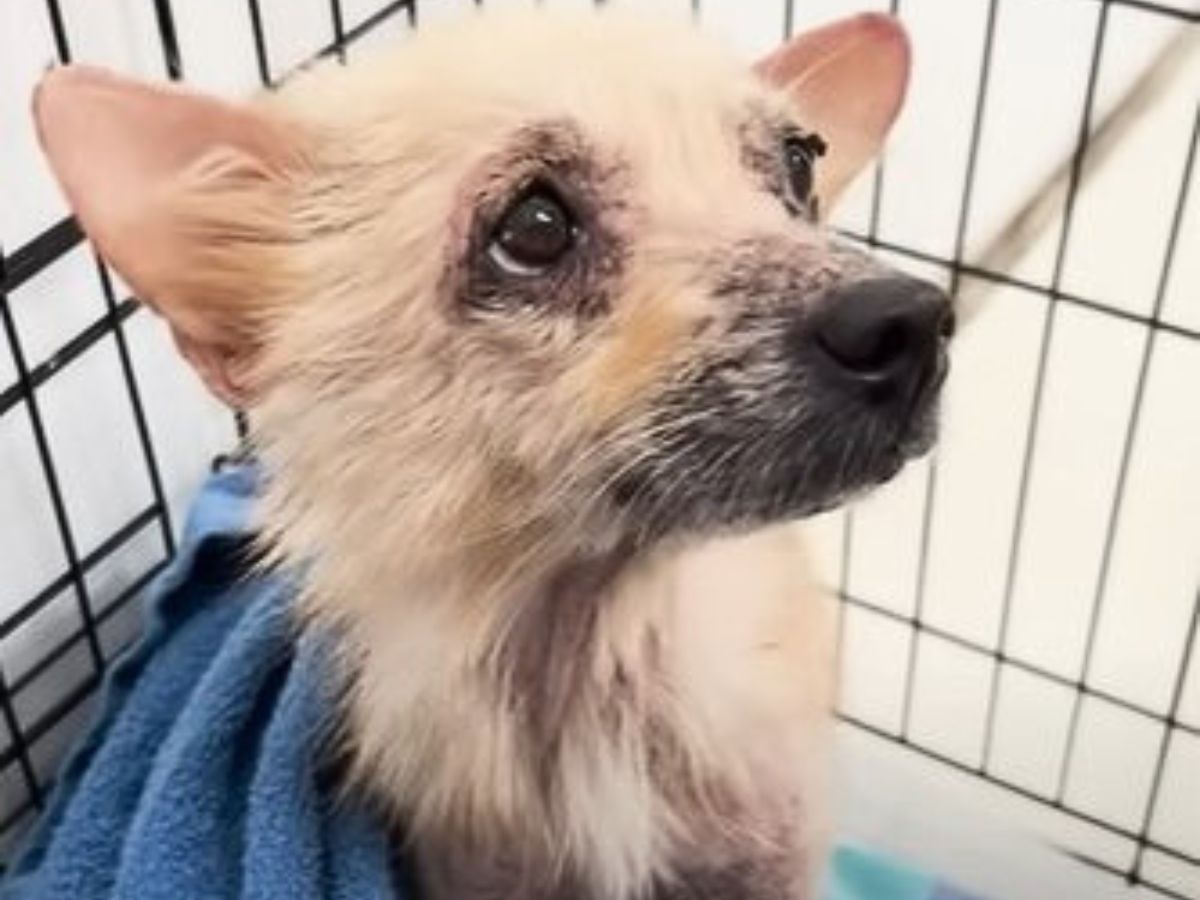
[489,183,578,276]
[783,132,826,209]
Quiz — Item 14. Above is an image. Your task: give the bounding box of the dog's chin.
[757,345,950,522]
[609,392,942,542]
[764,395,942,521]
[801,409,940,518]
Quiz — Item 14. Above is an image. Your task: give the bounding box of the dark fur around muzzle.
[606,238,952,540]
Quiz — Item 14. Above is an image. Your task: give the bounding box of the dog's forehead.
[419,9,756,98]
[283,9,773,151]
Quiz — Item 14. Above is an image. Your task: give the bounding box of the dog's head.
[36,9,950,576]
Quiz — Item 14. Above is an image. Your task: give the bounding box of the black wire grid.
[0,0,1197,895]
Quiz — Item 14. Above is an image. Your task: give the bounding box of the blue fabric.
[3,464,982,900]
[826,845,982,900]
[827,845,935,900]
[1,466,402,900]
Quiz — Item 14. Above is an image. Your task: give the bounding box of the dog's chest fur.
[332,523,834,900]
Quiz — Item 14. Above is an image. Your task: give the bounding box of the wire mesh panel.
[0,0,1197,896]
[816,1,1199,894]
[0,0,414,861]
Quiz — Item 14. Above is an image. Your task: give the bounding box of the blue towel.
[827,845,981,900]
[1,465,402,900]
[2,464,980,900]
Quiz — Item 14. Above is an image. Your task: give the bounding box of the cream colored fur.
[36,7,895,897]
[201,13,840,895]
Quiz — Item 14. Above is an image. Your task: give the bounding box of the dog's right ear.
[34,66,304,406]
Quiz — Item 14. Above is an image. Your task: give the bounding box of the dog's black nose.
[808,276,952,397]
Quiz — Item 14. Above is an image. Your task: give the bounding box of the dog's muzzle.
[798,274,954,422]
[605,267,955,538]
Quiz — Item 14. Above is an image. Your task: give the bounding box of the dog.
[34,7,951,898]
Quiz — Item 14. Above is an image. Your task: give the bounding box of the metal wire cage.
[0,0,1197,896]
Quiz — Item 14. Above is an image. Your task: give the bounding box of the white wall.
[1,0,1197,894]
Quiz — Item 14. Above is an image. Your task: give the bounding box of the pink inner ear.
[33,65,296,409]
[755,14,911,201]
[33,65,291,308]
[755,13,910,110]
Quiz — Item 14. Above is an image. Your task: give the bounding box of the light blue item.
[827,844,980,900]
[2,464,980,900]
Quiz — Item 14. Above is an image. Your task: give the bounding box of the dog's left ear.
[756,13,910,205]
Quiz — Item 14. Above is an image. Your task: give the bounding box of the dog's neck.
[250,421,832,898]
[303,506,831,898]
